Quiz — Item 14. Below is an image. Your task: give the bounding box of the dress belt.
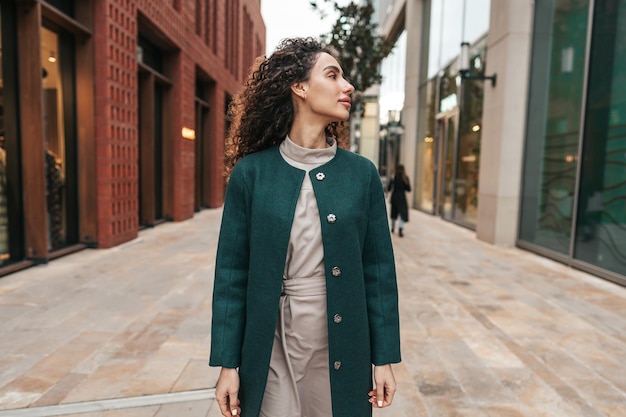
[281,276,327,296]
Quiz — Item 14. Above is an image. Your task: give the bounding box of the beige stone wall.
[476,0,534,246]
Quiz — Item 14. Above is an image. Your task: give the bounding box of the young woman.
[387,164,411,237]
[210,37,401,417]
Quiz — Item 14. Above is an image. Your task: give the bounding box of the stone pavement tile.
[481,406,529,417]
[597,405,626,417]
[461,331,524,369]
[153,399,213,417]
[522,337,598,380]
[375,359,430,417]
[2,330,116,400]
[564,376,626,406]
[114,309,187,362]
[206,400,228,417]
[595,365,626,392]
[487,358,588,417]
[173,359,220,392]
[0,378,47,409]
[0,353,45,390]
[31,372,89,407]
[61,359,146,404]
[435,336,514,403]
[424,397,487,417]
[120,337,197,397]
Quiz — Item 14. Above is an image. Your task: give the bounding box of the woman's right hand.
[215,367,241,416]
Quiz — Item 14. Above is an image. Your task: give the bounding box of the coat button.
[332,267,341,277]
[327,214,337,223]
[333,361,342,370]
[315,172,326,181]
[333,314,343,324]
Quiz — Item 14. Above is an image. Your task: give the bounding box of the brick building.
[0,0,265,276]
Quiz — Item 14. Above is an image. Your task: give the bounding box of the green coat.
[210,145,401,417]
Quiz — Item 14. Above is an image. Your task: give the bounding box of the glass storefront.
[415,42,486,227]
[41,26,78,251]
[0,2,23,267]
[0,5,7,263]
[417,79,437,212]
[520,0,626,281]
[415,0,490,229]
[437,63,459,220]
[575,0,626,276]
[454,42,486,226]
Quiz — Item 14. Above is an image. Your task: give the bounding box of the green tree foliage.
[311,1,393,101]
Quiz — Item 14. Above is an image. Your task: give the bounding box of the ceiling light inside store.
[472,124,481,132]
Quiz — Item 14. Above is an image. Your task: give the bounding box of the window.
[520,0,590,254]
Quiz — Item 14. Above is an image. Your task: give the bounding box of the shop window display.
[0,122,8,264]
[416,79,437,212]
[42,27,67,250]
[454,43,486,226]
[0,8,8,264]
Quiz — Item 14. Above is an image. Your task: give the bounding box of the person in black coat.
[387,164,411,237]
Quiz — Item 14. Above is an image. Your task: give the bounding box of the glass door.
[41,25,78,252]
[434,111,458,220]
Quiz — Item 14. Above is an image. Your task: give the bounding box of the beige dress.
[259,136,336,417]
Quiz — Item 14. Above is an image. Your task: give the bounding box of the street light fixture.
[459,42,497,87]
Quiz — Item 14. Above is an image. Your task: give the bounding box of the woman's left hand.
[368,364,397,408]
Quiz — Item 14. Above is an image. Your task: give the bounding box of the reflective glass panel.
[0,5,8,264]
[416,79,437,212]
[427,0,491,78]
[442,116,456,219]
[454,43,486,226]
[42,27,67,251]
[574,0,626,275]
[519,0,590,254]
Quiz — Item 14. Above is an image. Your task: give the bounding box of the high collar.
[280,135,337,165]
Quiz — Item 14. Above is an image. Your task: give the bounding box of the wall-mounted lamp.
[48,51,57,63]
[459,42,496,87]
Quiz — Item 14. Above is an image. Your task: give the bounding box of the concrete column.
[400,0,423,188]
[476,0,534,246]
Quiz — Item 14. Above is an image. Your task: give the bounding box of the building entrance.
[433,111,458,220]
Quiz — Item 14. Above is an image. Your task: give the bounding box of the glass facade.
[521,0,626,280]
[454,41,486,225]
[417,79,437,212]
[426,0,491,79]
[415,0,489,228]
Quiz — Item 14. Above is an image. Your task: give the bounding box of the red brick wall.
[94,0,265,248]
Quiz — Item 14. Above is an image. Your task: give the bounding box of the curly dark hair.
[224,37,349,174]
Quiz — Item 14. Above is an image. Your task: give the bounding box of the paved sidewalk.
[1,208,626,416]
